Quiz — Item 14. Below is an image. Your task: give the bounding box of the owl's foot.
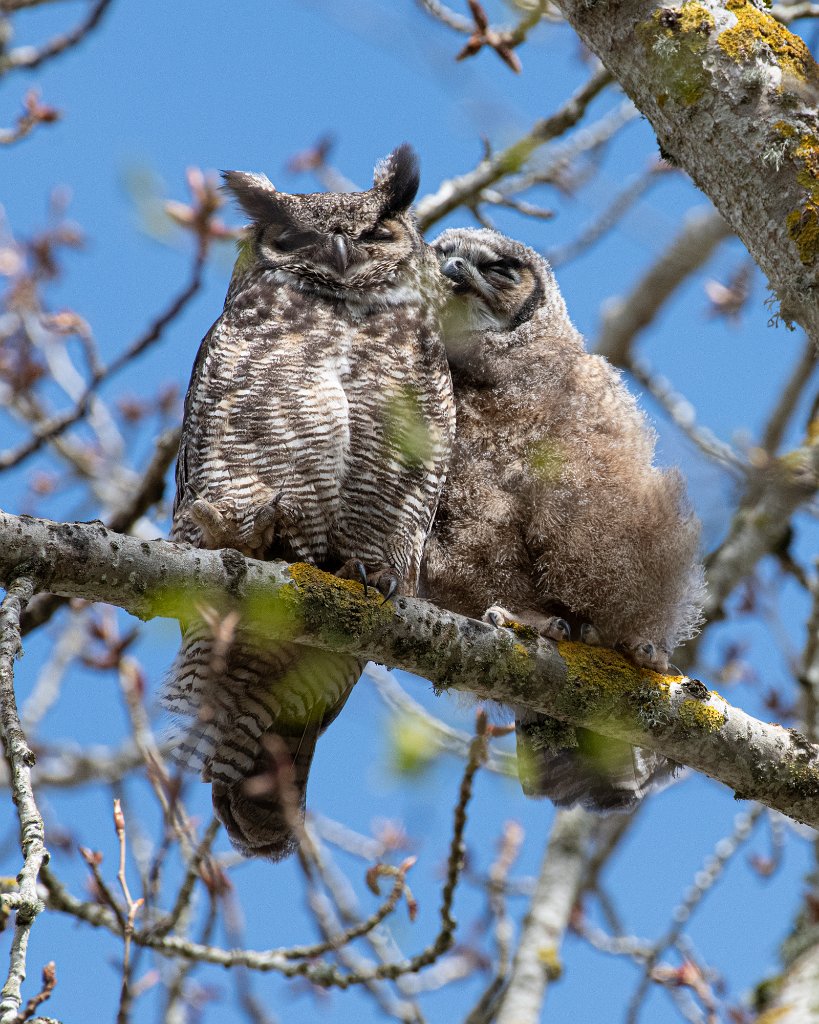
[618,639,669,673]
[244,493,302,554]
[483,605,570,642]
[336,560,401,604]
[187,499,235,549]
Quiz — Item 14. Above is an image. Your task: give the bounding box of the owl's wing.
[171,322,218,545]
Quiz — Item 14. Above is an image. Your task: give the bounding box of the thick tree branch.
[1,511,818,829]
[493,808,595,1024]
[553,0,819,344]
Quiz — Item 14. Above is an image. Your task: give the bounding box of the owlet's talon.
[580,623,603,646]
[547,617,570,642]
[483,605,514,629]
[621,640,669,673]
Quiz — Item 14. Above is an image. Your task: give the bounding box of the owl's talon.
[355,560,369,598]
[376,573,399,605]
[335,558,371,597]
[188,499,234,549]
[245,494,301,552]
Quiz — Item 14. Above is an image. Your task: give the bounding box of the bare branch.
[553,0,819,345]
[595,207,731,365]
[0,90,59,146]
[0,240,204,471]
[625,807,763,1024]
[702,435,819,623]
[416,66,612,230]
[0,0,113,75]
[627,353,746,471]
[1,511,819,827]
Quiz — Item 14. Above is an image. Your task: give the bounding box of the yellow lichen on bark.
[678,698,727,733]
[717,0,819,89]
[639,1,714,106]
[770,125,819,265]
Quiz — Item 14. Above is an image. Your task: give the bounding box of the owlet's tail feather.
[514,708,674,812]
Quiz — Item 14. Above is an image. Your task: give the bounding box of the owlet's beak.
[440,255,493,298]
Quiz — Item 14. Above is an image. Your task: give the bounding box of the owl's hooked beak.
[331,233,349,275]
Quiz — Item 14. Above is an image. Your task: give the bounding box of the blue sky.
[2,1,818,1022]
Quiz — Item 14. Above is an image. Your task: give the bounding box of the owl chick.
[422,227,705,810]
[164,146,454,858]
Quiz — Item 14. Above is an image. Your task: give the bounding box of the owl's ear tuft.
[373,144,420,216]
[221,170,288,225]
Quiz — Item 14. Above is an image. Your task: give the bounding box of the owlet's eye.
[359,224,395,243]
[486,260,521,284]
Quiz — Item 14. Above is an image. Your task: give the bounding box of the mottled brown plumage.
[164,147,455,858]
[422,228,705,810]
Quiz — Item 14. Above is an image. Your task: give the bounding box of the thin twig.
[416,66,612,230]
[366,664,516,776]
[0,0,113,75]
[8,960,56,1024]
[113,799,144,1024]
[625,807,763,1024]
[151,818,221,939]
[0,90,59,145]
[760,335,818,454]
[627,353,746,472]
[0,577,48,1024]
[0,242,205,471]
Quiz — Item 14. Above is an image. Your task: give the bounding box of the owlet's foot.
[619,639,670,673]
[483,605,571,642]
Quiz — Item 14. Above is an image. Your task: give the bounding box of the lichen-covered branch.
[1,510,818,830]
[552,0,819,344]
[0,576,49,1024]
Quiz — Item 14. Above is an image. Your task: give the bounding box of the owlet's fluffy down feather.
[422,227,705,811]
[164,146,455,858]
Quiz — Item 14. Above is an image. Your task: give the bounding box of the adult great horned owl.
[164,146,454,858]
[422,227,704,810]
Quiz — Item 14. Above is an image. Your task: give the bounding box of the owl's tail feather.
[514,709,673,811]
[162,623,361,858]
[211,724,323,860]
